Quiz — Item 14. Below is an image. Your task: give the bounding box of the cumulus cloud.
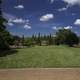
[9,18,29,24]
[52,26,72,30]
[58,7,68,11]
[24,24,32,29]
[7,22,14,26]
[63,0,80,6]
[3,13,32,30]
[64,26,72,29]
[52,26,57,30]
[14,5,24,9]
[12,18,25,23]
[50,0,54,4]
[52,26,62,30]
[40,14,54,22]
[74,19,80,25]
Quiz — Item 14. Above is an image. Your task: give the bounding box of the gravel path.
[0,68,80,80]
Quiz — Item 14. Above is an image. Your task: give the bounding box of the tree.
[0,0,12,51]
[22,35,25,46]
[65,31,79,47]
[37,33,42,46]
[0,35,9,50]
[23,37,34,47]
[47,34,53,45]
[31,34,37,45]
[12,36,21,47]
[55,29,79,47]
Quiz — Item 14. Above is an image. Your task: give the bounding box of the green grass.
[0,45,80,68]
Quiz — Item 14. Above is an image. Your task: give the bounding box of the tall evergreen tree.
[0,0,12,51]
[22,35,25,46]
[48,34,53,45]
[37,33,41,46]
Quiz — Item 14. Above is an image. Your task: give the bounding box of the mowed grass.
[0,45,80,68]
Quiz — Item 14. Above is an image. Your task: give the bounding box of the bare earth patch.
[0,68,80,80]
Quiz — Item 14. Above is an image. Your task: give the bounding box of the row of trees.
[12,29,79,47]
[9,33,54,47]
[23,33,54,46]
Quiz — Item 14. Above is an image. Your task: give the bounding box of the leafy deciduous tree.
[55,29,79,47]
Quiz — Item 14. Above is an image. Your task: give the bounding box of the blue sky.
[2,0,80,36]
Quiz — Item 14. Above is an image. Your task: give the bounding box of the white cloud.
[40,14,54,22]
[9,18,29,24]
[50,0,54,4]
[58,7,67,11]
[63,0,80,6]
[14,5,24,9]
[74,19,80,25]
[7,22,14,26]
[52,26,62,30]
[64,26,72,29]
[52,26,72,30]
[3,13,32,30]
[24,24,32,29]
[12,18,25,23]
[52,26,57,30]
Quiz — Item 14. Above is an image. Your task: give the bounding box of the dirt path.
[0,68,80,80]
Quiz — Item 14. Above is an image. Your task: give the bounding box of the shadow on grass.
[0,49,18,57]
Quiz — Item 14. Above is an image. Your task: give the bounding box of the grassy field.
[0,45,80,68]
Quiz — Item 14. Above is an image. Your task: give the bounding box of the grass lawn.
[0,45,80,68]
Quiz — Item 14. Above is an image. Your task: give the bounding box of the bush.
[24,38,34,47]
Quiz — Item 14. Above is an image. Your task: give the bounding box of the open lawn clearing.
[0,46,80,68]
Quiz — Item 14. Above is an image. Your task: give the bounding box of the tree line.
[11,30,79,47]
[11,33,54,47]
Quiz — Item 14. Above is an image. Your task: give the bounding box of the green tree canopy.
[0,0,12,51]
[55,29,79,47]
